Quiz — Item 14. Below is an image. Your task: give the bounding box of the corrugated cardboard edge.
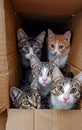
[0,0,9,114]
[0,0,22,114]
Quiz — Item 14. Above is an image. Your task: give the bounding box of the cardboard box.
[0,0,82,130]
[0,111,7,130]
[6,109,82,130]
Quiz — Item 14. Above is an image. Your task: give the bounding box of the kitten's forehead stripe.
[19,38,28,43]
[64,83,70,92]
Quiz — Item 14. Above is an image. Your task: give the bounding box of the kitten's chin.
[61,101,73,106]
[41,83,47,87]
[40,81,52,86]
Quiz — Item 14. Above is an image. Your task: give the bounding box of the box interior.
[0,0,82,130]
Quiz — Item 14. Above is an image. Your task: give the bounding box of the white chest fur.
[48,48,70,68]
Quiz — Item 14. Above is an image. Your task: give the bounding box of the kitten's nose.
[42,78,47,82]
[63,97,69,102]
[54,52,57,56]
[33,103,37,108]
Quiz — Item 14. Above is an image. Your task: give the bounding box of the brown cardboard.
[6,110,82,130]
[12,0,82,17]
[68,12,82,71]
[0,77,9,113]
[0,0,9,113]
[35,110,82,130]
[6,109,33,130]
[0,0,82,130]
[0,0,22,115]
[0,111,7,130]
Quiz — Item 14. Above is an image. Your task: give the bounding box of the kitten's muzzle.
[63,97,69,103]
[33,103,38,108]
[42,78,47,83]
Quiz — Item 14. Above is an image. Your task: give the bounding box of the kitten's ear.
[53,66,64,81]
[17,28,29,41]
[30,54,41,68]
[48,29,55,39]
[36,31,46,43]
[10,87,23,101]
[73,72,82,86]
[63,31,71,43]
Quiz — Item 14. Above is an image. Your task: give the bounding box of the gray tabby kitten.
[17,28,46,68]
[30,54,60,100]
[17,28,46,89]
[10,87,41,109]
[50,66,82,110]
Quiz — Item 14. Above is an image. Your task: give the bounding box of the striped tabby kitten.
[50,66,82,109]
[17,28,45,88]
[10,87,41,109]
[30,54,60,99]
[17,28,46,68]
[48,29,71,68]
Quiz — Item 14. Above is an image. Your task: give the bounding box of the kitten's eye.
[59,45,63,49]
[57,86,63,92]
[23,100,29,105]
[48,71,52,76]
[37,70,42,75]
[51,44,54,48]
[23,47,29,53]
[70,88,77,94]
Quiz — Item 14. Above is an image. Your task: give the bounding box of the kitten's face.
[48,29,71,56]
[17,28,45,60]
[10,87,41,109]
[33,63,53,86]
[30,55,58,87]
[51,66,82,109]
[51,78,81,106]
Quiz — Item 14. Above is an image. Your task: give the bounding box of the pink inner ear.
[63,31,71,42]
[36,31,45,43]
[17,29,28,41]
[48,29,55,39]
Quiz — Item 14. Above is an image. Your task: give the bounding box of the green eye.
[23,100,29,105]
[70,88,77,94]
[57,86,63,92]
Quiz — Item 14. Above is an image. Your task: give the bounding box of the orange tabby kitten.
[48,29,71,68]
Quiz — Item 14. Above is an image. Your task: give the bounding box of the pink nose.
[42,78,47,82]
[63,97,69,102]
[54,52,57,56]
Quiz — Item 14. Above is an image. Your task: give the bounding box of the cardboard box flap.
[35,110,82,130]
[12,0,82,17]
[6,109,82,130]
[6,109,33,130]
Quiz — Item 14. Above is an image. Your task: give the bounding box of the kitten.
[48,29,71,68]
[30,54,60,108]
[50,66,82,110]
[10,87,41,109]
[17,28,46,89]
[17,28,46,68]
